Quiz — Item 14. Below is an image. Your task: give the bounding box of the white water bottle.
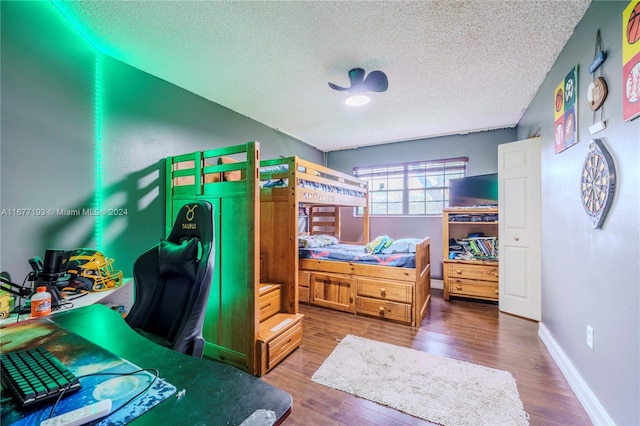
[31,286,51,317]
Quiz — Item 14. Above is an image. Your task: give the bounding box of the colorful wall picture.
[623,0,640,121]
[554,66,579,153]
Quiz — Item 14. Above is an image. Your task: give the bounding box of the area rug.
[311,334,528,426]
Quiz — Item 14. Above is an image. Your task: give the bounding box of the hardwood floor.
[262,290,592,426]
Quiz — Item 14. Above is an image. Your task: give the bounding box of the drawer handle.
[495,289,499,294]
[514,236,520,241]
[455,269,462,274]
[380,287,386,296]
[456,285,462,290]
[378,306,385,313]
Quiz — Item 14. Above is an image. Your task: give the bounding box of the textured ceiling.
[57,0,591,152]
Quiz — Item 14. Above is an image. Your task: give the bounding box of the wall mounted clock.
[580,139,616,229]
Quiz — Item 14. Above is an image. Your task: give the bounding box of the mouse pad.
[1,319,177,425]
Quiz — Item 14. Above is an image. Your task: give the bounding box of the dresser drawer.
[357,278,412,303]
[298,271,310,288]
[259,284,281,322]
[448,263,498,282]
[448,278,498,300]
[356,296,412,324]
[299,286,310,304]
[266,319,303,370]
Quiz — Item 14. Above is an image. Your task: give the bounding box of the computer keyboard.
[1,346,81,408]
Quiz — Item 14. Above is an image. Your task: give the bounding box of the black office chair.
[125,200,214,358]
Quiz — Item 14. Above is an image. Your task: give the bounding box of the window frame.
[354,157,468,216]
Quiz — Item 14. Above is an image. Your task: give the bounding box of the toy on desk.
[1,248,123,318]
[61,248,123,292]
[0,289,13,319]
[0,271,34,316]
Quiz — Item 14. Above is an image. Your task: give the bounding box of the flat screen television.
[448,173,498,207]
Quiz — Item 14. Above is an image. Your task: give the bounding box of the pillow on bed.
[298,234,339,248]
[204,172,221,183]
[365,235,393,254]
[203,159,221,183]
[382,238,422,254]
[218,156,242,181]
[260,164,288,173]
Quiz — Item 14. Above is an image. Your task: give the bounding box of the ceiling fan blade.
[328,82,349,91]
[363,70,388,92]
[348,68,365,86]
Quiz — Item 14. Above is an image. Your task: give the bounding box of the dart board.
[580,139,616,229]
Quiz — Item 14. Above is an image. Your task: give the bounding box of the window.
[354,158,467,215]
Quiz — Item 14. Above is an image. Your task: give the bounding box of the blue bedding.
[299,244,416,268]
[259,164,366,198]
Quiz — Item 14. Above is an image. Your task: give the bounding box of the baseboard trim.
[431,279,443,290]
[538,322,614,426]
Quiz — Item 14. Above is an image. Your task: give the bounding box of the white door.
[498,137,541,321]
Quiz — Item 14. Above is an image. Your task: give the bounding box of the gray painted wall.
[0,1,321,281]
[97,55,322,276]
[1,1,96,281]
[327,129,517,279]
[517,1,639,424]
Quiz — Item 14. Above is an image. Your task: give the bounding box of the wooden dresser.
[442,207,499,302]
[443,260,499,301]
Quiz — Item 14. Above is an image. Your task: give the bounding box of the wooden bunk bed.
[259,157,431,327]
[165,142,302,376]
[165,144,431,377]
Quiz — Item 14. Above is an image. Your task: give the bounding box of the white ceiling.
[57,0,591,152]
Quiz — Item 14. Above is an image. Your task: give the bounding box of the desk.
[1,304,292,425]
[0,279,133,327]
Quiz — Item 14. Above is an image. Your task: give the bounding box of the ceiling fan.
[328,68,388,106]
[328,68,389,93]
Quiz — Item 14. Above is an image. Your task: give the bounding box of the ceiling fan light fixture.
[329,68,387,107]
[345,94,370,106]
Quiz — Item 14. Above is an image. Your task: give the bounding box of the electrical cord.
[11,273,33,323]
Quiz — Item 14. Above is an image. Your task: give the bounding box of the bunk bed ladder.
[309,205,341,241]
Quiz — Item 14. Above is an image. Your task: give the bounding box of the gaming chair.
[125,200,214,358]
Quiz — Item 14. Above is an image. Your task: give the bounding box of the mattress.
[299,244,416,268]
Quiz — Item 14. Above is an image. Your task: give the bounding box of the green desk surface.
[4,304,292,425]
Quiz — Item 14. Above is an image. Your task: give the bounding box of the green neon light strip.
[48,1,104,250]
[48,1,99,51]
[94,54,104,250]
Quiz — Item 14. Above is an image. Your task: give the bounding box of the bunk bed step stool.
[257,313,304,375]
[259,283,282,322]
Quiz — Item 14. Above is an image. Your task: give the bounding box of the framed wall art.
[623,0,640,122]
[554,66,579,153]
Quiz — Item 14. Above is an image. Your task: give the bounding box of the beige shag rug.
[312,334,529,426]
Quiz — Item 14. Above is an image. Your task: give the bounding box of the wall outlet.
[586,325,594,350]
